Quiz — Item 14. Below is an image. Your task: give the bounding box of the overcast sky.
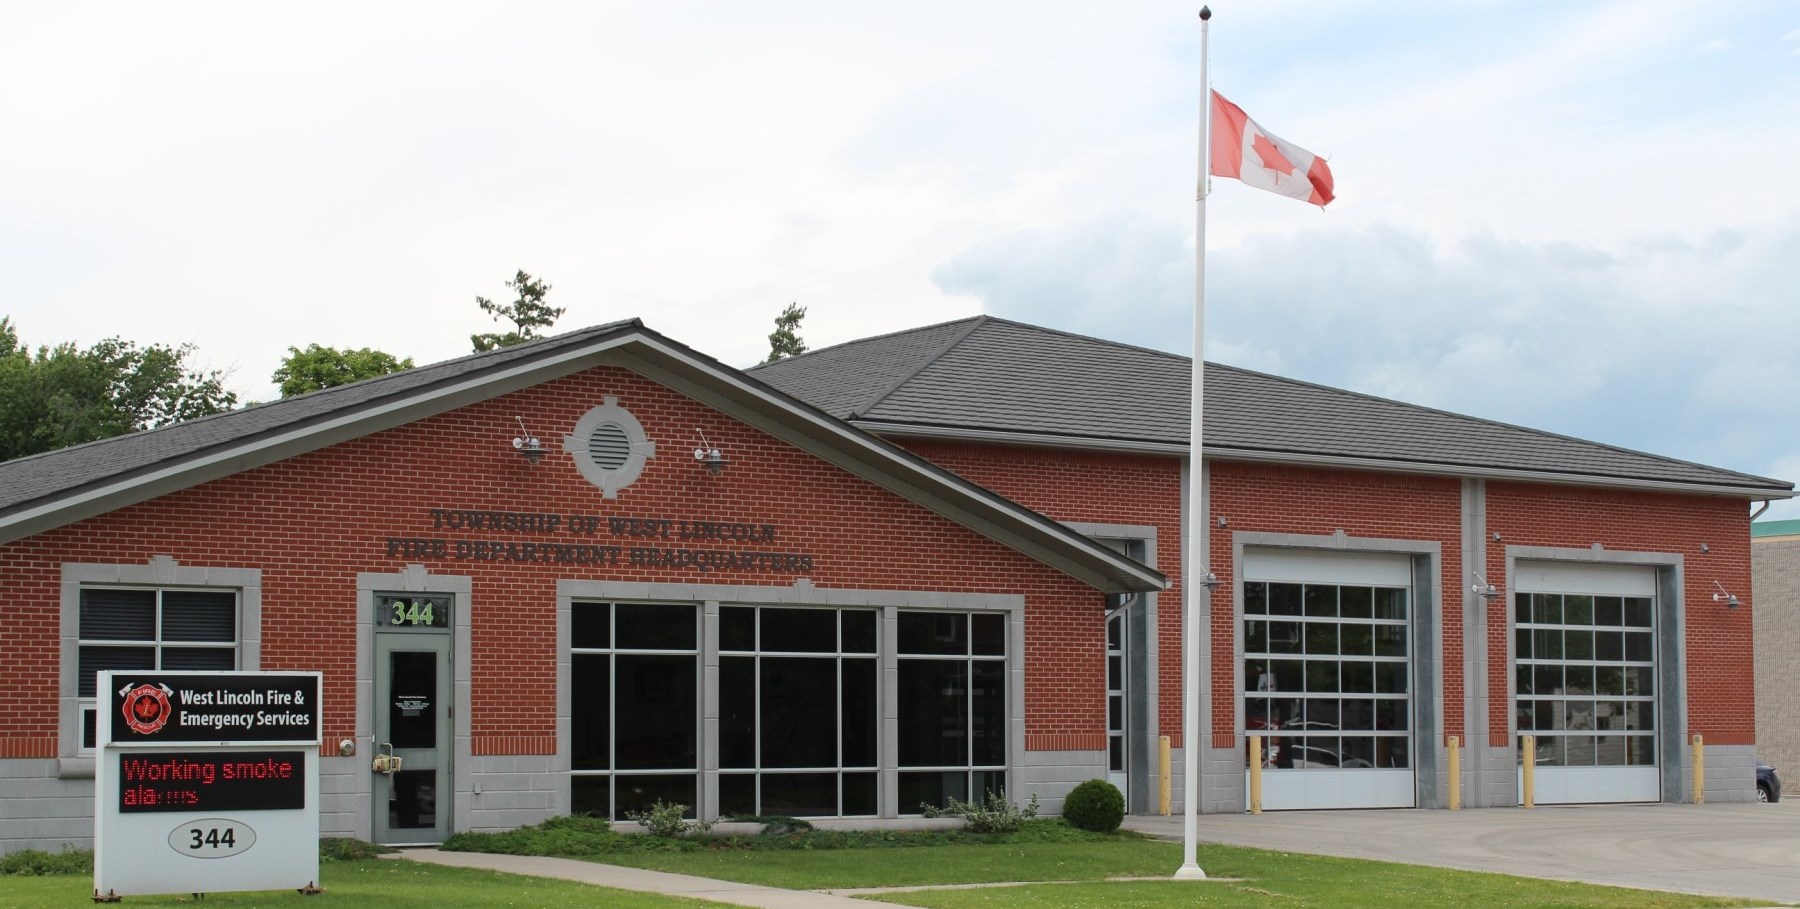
[4,1,1797,517]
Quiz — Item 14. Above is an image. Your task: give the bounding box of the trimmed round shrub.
[1061,779,1124,833]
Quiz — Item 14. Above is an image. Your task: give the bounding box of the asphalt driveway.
[1125,800,1800,904]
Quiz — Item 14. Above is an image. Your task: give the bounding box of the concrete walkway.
[392,848,885,908]
[1125,800,1800,904]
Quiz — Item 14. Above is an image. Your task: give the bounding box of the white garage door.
[1513,561,1660,804]
[1242,549,1416,810]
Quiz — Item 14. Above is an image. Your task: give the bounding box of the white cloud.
[1700,38,1733,51]
[936,214,1800,485]
[0,0,1793,496]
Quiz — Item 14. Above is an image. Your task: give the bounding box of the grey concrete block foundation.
[1,760,94,854]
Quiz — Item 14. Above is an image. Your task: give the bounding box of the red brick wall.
[0,366,1102,759]
[1484,482,1753,747]
[1207,462,1465,746]
[896,441,1184,750]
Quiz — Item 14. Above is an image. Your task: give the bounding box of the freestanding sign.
[95,671,322,899]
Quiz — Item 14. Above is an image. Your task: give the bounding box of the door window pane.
[388,650,438,749]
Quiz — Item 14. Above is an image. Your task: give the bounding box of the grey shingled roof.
[0,320,646,516]
[0,318,1166,593]
[753,316,1792,497]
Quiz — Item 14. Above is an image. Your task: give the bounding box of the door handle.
[372,743,403,775]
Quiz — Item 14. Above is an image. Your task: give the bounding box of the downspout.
[1751,500,1771,522]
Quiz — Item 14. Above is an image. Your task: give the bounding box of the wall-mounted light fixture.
[693,429,728,475]
[1470,573,1500,602]
[512,417,547,464]
[1200,571,1222,592]
[1712,580,1742,609]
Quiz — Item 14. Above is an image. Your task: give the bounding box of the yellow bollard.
[1248,734,1263,815]
[1447,735,1461,810]
[1521,734,1535,808]
[1693,734,1705,805]
[1159,735,1172,816]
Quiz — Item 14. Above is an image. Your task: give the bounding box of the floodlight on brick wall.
[1712,580,1742,609]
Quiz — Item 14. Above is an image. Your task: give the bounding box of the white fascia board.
[613,343,1167,594]
[0,336,642,545]
[854,422,1793,501]
[1218,447,1796,501]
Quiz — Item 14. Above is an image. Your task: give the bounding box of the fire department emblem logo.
[119,682,174,736]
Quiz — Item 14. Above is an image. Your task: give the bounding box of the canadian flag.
[1210,90,1333,207]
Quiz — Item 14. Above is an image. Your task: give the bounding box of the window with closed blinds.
[77,587,239,749]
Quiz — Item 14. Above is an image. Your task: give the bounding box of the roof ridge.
[850,316,990,419]
[1207,360,1788,488]
[750,315,985,370]
[976,315,1195,363]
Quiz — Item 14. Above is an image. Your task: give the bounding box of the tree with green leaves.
[471,269,564,352]
[0,317,238,462]
[271,344,414,397]
[762,302,807,364]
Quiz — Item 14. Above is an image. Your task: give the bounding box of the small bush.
[921,790,1040,834]
[319,837,394,862]
[625,799,693,838]
[0,848,92,876]
[443,814,639,855]
[1061,779,1124,833]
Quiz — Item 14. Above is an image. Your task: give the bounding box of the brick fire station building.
[0,316,1788,851]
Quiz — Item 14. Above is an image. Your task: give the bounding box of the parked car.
[1758,761,1781,803]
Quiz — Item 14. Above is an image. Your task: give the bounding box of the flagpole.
[1174,4,1211,881]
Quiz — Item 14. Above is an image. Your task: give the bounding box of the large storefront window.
[718,606,879,817]
[897,611,1008,812]
[570,602,699,820]
[78,587,238,750]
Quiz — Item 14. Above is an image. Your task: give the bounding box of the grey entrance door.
[374,631,452,844]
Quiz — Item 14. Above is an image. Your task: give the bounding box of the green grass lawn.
[593,840,1770,909]
[0,860,722,909]
[597,838,1179,889]
[852,848,1772,909]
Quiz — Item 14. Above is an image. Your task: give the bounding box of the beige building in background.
[1754,520,1800,775]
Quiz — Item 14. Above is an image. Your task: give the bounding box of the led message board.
[95,671,322,899]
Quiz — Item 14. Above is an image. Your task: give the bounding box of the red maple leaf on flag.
[1251,131,1296,176]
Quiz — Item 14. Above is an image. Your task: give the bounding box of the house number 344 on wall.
[377,595,451,629]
